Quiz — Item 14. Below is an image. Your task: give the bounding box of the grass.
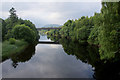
[2,40,28,61]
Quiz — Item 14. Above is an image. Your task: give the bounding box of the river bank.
[2,40,28,62]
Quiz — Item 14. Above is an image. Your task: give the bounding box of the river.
[1,35,120,79]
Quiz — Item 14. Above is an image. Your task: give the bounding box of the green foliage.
[9,7,18,23]
[48,2,120,61]
[77,26,89,42]
[12,24,36,43]
[4,30,13,40]
[18,20,40,40]
[49,16,93,42]
[3,7,39,41]
[60,20,75,39]
[9,38,16,44]
[88,26,99,45]
[1,7,39,62]
[98,2,120,60]
[0,18,7,41]
[2,40,28,61]
[5,7,18,31]
[0,19,2,42]
[39,30,48,35]
[87,13,101,45]
[48,29,55,36]
[48,29,61,37]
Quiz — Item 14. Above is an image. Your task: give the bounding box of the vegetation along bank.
[48,2,120,61]
[0,7,40,61]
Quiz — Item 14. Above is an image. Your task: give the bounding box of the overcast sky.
[0,1,102,28]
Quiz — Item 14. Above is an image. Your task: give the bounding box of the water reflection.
[49,36,120,80]
[2,35,94,78]
[40,35,51,41]
[2,35,120,79]
[59,39,100,66]
[3,45,36,68]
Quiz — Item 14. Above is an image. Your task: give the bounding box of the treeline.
[0,7,39,43]
[48,2,120,60]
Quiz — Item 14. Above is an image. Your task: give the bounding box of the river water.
[2,35,94,78]
[2,35,120,79]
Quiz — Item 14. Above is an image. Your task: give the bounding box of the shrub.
[12,24,36,43]
[9,38,16,44]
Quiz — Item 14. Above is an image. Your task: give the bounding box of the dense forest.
[0,7,39,61]
[48,2,120,60]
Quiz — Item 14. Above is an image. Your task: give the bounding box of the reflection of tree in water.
[59,39,100,66]
[94,60,120,80]
[10,45,36,68]
[50,37,120,80]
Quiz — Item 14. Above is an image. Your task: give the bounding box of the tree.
[4,7,18,40]
[87,13,101,45]
[98,2,120,59]
[47,2,120,61]
[19,20,40,41]
[12,24,36,43]
[5,7,18,31]
[0,18,7,41]
[9,7,18,23]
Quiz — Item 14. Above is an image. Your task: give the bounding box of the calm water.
[1,35,120,79]
[2,35,94,78]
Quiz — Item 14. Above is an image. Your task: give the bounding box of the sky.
[0,0,102,28]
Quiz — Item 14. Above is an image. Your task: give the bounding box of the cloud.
[49,12,61,19]
[1,2,102,27]
[1,0,102,2]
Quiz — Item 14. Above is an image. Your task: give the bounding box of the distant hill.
[43,24,62,28]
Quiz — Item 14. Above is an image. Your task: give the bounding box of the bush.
[12,24,36,43]
[9,38,16,44]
